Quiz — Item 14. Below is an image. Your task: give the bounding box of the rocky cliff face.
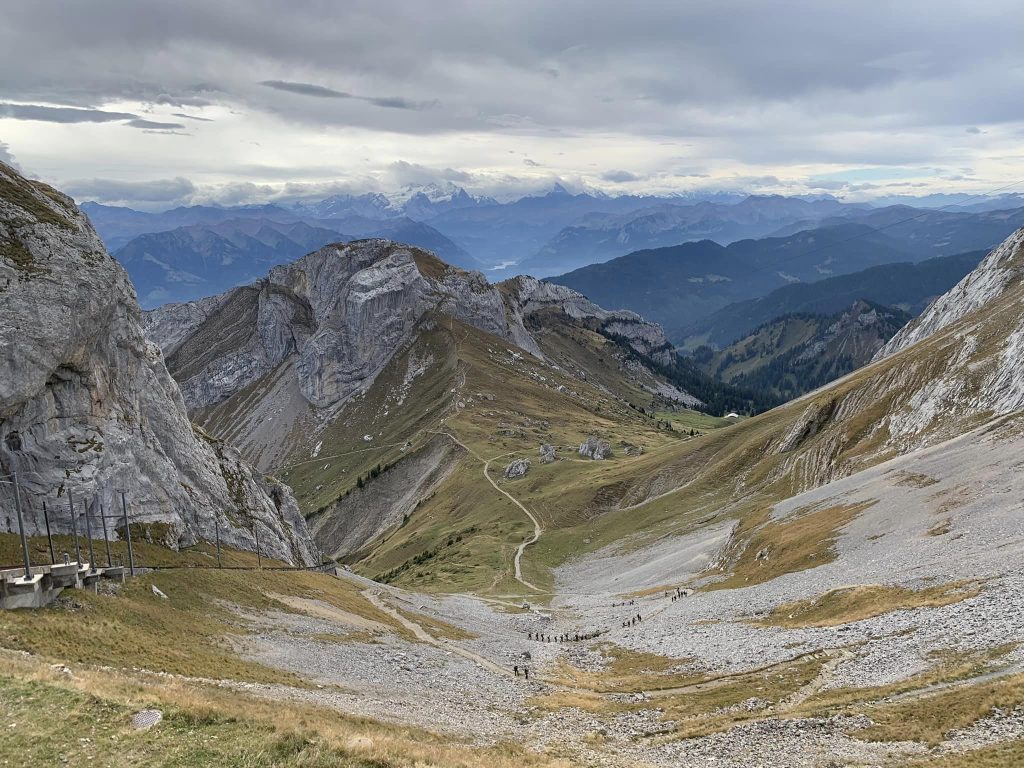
[878,228,1024,359]
[145,241,685,415]
[764,228,1024,489]
[0,163,316,565]
[499,275,677,365]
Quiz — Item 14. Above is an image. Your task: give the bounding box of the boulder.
[578,436,612,460]
[504,458,530,479]
[539,443,558,463]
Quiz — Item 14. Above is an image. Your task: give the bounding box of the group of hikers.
[513,587,693,679]
[526,630,602,643]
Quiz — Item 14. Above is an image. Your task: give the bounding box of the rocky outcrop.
[146,241,692,416]
[539,444,558,463]
[877,228,1024,359]
[499,275,676,365]
[579,437,612,460]
[504,458,530,479]
[758,227,1024,493]
[0,163,316,565]
[310,434,459,559]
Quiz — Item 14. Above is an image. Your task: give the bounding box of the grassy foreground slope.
[0,535,561,768]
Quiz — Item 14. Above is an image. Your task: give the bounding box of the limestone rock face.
[579,437,612,460]
[877,228,1024,360]
[500,275,676,365]
[539,444,558,463]
[146,242,688,417]
[0,163,315,565]
[504,458,531,479]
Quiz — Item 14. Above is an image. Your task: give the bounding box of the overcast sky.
[1,0,1023,208]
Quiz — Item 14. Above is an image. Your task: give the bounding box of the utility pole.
[83,497,96,572]
[11,467,32,581]
[215,512,222,568]
[69,491,82,565]
[254,523,262,569]
[99,499,112,567]
[4,433,32,581]
[120,492,134,576]
[42,500,55,563]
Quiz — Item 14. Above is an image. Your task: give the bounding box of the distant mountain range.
[80,187,1024,313]
[88,203,477,307]
[551,223,914,340]
[520,195,869,276]
[113,219,354,307]
[685,250,987,349]
[552,207,1024,344]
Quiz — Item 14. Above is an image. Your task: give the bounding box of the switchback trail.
[431,429,545,593]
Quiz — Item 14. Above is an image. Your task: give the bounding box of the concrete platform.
[0,573,44,609]
[0,560,128,609]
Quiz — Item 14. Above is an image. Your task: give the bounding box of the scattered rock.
[539,444,558,463]
[131,709,163,731]
[151,585,169,600]
[579,436,612,460]
[504,459,530,479]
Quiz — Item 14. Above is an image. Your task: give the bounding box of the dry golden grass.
[860,672,1024,746]
[789,644,1018,726]
[707,500,876,590]
[0,652,568,768]
[544,644,697,694]
[663,653,828,738]
[0,566,413,684]
[907,740,1024,767]
[0,530,288,571]
[533,649,829,739]
[757,581,981,628]
[393,606,479,641]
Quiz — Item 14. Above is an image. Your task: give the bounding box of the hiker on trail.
[514,665,519,677]
[528,632,532,640]
[524,667,530,680]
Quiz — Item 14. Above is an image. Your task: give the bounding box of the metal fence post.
[121,492,135,577]
[254,523,262,570]
[42,500,55,563]
[215,512,222,568]
[11,466,32,580]
[84,497,96,572]
[69,491,82,565]
[100,500,112,567]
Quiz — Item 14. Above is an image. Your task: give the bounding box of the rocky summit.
[0,162,315,564]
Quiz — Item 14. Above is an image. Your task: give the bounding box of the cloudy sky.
[1,0,1023,208]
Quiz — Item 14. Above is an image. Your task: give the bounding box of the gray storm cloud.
[0,0,1022,201]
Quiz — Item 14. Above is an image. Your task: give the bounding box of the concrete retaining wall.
[0,563,124,610]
